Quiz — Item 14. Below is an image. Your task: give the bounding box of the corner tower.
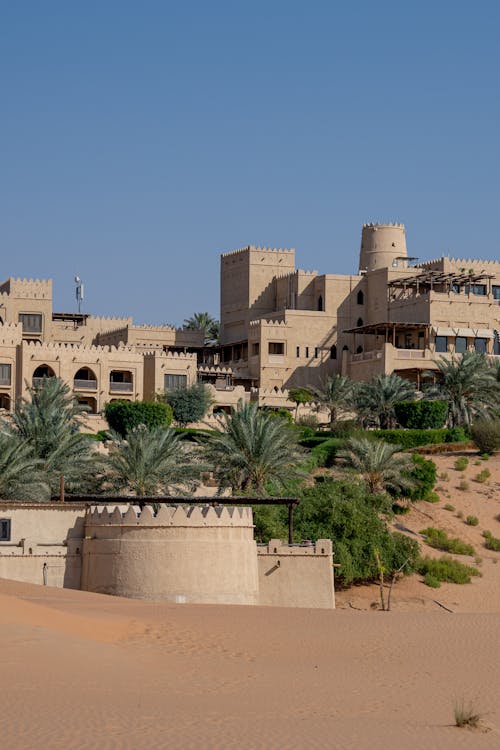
[358,223,408,273]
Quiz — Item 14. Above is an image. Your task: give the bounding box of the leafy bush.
[294,480,420,586]
[310,438,344,467]
[296,414,319,429]
[394,400,447,429]
[482,531,500,551]
[420,527,475,555]
[454,457,469,471]
[329,420,359,438]
[417,556,481,584]
[165,383,212,426]
[403,454,437,500]
[424,573,441,588]
[265,407,294,424]
[439,472,449,481]
[471,419,500,454]
[457,480,469,491]
[474,469,491,483]
[372,428,468,450]
[174,427,215,442]
[425,491,440,503]
[465,515,479,526]
[443,503,455,511]
[299,436,332,449]
[104,400,173,437]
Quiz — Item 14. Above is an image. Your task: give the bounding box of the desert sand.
[0,576,498,750]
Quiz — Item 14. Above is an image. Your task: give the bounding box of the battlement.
[258,539,332,556]
[249,318,288,328]
[0,277,52,299]
[418,256,500,270]
[0,322,23,346]
[221,245,295,259]
[197,365,233,374]
[143,350,197,361]
[362,222,405,229]
[22,340,141,356]
[85,504,254,528]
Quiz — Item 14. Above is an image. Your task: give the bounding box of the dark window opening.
[0,519,11,541]
[357,318,363,327]
[19,313,42,334]
[474,338,487,354]
[435,336,447,353]
[251,343,259,356]
[356,345,363,354]
[357,290,364,305]
[330,345,337,360]
[492,286,500,300]
[268,342,284,356]
[164,373,187,390]
[455,336,467,354]
[317,295,323,311]
[0,364,11,386]
[305,346,309,358]
[314,347,318,358]
[296,346,300,358]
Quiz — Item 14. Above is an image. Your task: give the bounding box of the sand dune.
[0,578,498,749]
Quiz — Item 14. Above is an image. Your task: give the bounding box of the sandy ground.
[0,578,498,750]
[336,450,500,614]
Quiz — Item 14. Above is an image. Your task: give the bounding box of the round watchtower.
[81,504,259,605]
[358,223,408,273]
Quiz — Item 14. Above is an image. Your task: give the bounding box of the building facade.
[0,222,498,420]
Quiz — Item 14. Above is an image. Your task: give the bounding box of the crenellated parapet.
[85,504,254,528]
[22,339,142,356]
[0,277,52,299]
[143,350,197,361]
[222,245,295,259]
[0,322,23,346]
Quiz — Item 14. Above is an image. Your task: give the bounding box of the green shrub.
[417,556,481,584]
[403,454,437,500]
[394,400,447,429]
[425,491,440,504]
[465,515,479,526]
[266,407,294,424]
[420,527,475,555]
[474,469,490,483]
[296,414,319,429]
[479,453,491,460]
[174,427,215,442]
[457,480,469,491]
[299,436,331,449]
[372,428,468,450]
[482,531,500,551]
[454,457,469,471]
[443,503,455,512]
[471,419,500,454]
[439,472,449,481]
[424,573,441,588]
[104,400,173,437]
[310,438,344,467]
[165,383,212,426]
[329,420,359,438]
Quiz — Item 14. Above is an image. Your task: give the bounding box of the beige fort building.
[0,222,497,419]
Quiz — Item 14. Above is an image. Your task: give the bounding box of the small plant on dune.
[479,453,490,461]
[482,531,500,552]
[465,515,479,526]
[474,469,490,483]
[454,457,469,471]
[443,503,455,512]
[424,491,440,504]
[474,556,482,566]
[420,527,475,556]
[418,556,481,584]
[474,460,482,466]
[424,573,441,588]
[453,697,482,729]
[457,480,469,491]
[457,510,464,519]
[438,471,449,481]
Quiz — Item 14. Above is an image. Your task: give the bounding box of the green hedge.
[372,427,468,449]
[174,427,216,442]
[104,400,173,437]
[394,400,448,429]
[310,438,345,467]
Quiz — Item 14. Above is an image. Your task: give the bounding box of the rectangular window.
[492,285,500,300]
[0,364,11,385]
[314,347,318,358]
[0,519,11,541]
[164,373,187,390]
[268,342,284,355]
[296,346,300,358]
[18,313,42,333]
[305,346,309,358]
[251,343,259,356]
[435,336,447,353]
[471,284,486,296]
[474,337,487,353]
[455,336,467,353]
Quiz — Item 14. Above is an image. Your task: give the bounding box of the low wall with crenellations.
[81,505,260,605]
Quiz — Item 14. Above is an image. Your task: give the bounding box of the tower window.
[296,346,300,358]
[357,318,363,327]
[317,295,324,311]
[330,345,337,360]
[357,290,364,305]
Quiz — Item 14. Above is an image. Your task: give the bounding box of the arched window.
[330,345,337,360]
[357,290,364,305]
[32,364,55,388]
[342,345,349,352]
[317,295,323,311]
[74,367,98,391]
[357,318,363,327]
[356,345,363,354]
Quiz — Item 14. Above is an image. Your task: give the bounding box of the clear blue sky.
[1,1,498,325]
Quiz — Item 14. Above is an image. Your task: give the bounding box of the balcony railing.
[32,377,52,388]
[74,379,97,391]
[109,381,133,393]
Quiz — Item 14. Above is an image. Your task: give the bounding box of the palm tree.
[104,425,200,497]
[5,377,98,494]
[183,312,219,343]
[0,431,49,501]
[336,437,416,496]
[428,352,500,427]
[309,375,354,430]
[205,401,305,495]
[353,373,415,429]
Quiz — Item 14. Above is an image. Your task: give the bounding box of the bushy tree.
[104,400,173,437]
[309,375,354,430]
[205,400,305,494]
[427,352,500,427]
[288,387,315,422]
[353,373,415,429]
[104,425,201,496]
[0,431,49,501]
[471,419,500,454]
[163,383,212,426]
[5,377,97,495]
[394,400,447,429]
